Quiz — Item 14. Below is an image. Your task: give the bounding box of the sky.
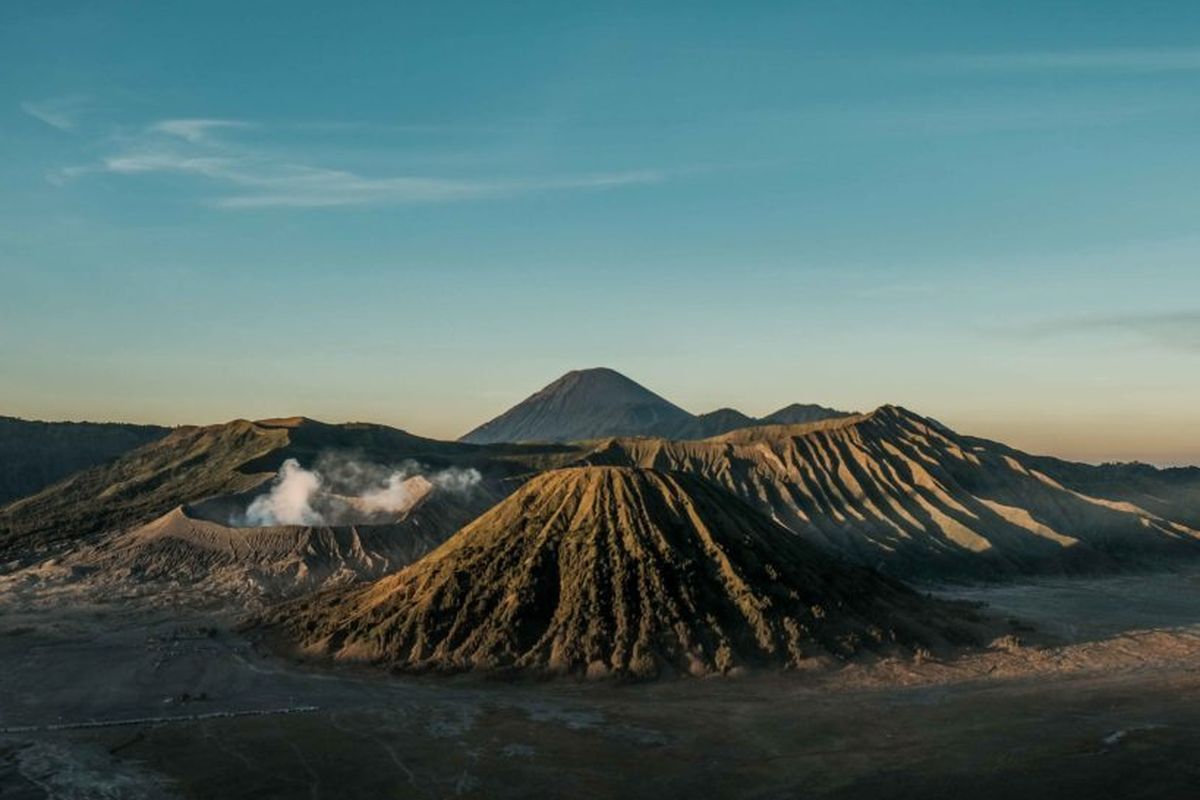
[2,1,1199,464]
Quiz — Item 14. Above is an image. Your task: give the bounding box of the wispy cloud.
[1026,311,1200,353]
[149,118,254,144]
[927,47,1200,74]
[213,167,660,209]
[836,99,1170,137]
[21,96,92,131]
[55,116,663,209]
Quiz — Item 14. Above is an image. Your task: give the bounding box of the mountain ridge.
[7,398,1199,584]
[0,415,170,506]
[576,404,1200,579]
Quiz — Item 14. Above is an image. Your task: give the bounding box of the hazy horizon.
[1,362,1195,467]
[4,2,1199,465]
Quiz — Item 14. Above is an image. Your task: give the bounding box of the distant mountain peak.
[760,403,853,426]
[459,368,691,445]
[562,366,629,379]
[460,368,851,444]
[531,367,679,404]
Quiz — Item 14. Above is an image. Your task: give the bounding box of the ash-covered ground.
[2,569,1200,799]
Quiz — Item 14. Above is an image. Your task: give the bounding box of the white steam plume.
[431,467,483,493]
[243,458,325,526]
[234,454,483,527]
[357,473,417,515]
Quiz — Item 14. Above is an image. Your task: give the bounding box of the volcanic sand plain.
[3,567,1200,799]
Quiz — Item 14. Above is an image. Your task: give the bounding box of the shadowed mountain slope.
[1,419,285,564]
[0,416,169,505]
[760,403,851,426]
[670,408,758,440]
[967,440,1200,531]
[577,407,1200,580]
[269,467,979,678]
[459,368,848,444]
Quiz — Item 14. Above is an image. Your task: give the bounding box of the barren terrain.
[3,568,1200,798]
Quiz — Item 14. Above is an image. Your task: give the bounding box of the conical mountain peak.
[269,466,974,678]
[459,368,692,444]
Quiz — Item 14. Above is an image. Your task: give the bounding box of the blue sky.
[3,1,1199,463]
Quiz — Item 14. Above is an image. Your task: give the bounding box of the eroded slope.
[270,467,978,678]
[579,407,1200,579]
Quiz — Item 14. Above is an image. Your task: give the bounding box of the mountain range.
[459,367,848,444]
[6,368,1200,680]
[4,369,1199,587]
[582,406,1200,579]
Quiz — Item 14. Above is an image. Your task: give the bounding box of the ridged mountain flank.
[579,407,1200,579]
[268,466,977,679]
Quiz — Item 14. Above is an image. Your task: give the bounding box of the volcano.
[459,367,848,444]
[58,475,500,598]
[270,466,976,678]
[0,415,558,564]
[459,368,693,444]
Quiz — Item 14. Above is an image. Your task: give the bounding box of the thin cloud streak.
[1026,311,1200,353]
[21,97,92,131]
[55,116,664,209]
[214,169,662,209]
[150,118,255,144]
[927,47,1200,73]
[836,100,1173,136]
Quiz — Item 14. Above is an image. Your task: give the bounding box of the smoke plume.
[244,459,324,526]
[234,453,482,527]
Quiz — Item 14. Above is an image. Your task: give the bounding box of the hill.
[760,403,850,426]
[578,407,1200,580]
[0,415,169,505]
[669,407,758,440]
[459,368,847,443]
[267,466,979,678]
